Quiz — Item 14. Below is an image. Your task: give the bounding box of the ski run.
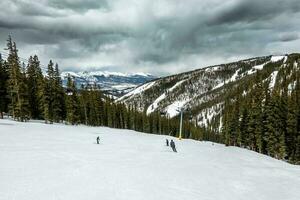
[1,118,300,200]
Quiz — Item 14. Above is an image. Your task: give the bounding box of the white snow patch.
[118,81,156,101]
[253,63,265,70]
[294,62,298,68]
[213,69,241,90]
[147,93,166,114]
[111,84,136,90]
[245,61,269,76]
[288,81,297,93]
[205,66,220,72]
[269,71,278,89]
[146,80,186,115]
[198,103,223,127]
[271,55,287,63]
[219,116,223,132]
[165,100,187,118]
[1,119,300,200]
[61,71,81,78]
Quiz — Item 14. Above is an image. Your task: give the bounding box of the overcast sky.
[0,0,299,75]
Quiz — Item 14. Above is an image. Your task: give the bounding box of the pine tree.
[41,60,55,123]
[293,70,300,163]
[6,36,29,121]
[238,105,249,147]
[18,62,30,121]
[52,64,65,122]
[26,55,44,119]
[65,75,80,125]
[287,91,297,161]
[0,58,9,118]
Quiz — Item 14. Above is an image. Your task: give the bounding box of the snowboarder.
[170,140,177,152]
[166,139,169,146]
[96,136,100,144]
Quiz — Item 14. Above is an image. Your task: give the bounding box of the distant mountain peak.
[60,70,156,97]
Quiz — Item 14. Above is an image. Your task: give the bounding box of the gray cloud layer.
[0,0,299,75]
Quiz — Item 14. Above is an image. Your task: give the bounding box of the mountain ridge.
[118,54,298,130]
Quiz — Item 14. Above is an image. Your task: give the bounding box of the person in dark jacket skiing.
[166,139,169,146]
[170,140,177,152]
[96,136,100,144]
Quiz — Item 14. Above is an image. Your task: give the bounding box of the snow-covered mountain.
[118,54,300,130]
[61,71,156,97]
[1,118,299,200]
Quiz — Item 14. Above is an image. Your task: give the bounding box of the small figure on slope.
[166,139,169,146]
[170,139,177,152]
[96,136,100,144]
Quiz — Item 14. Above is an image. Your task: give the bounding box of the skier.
[96,136,100,144]
[166,139,169,146]
[170,140,177,152]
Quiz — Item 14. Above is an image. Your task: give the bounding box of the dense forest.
[220,54,300,164]
[1,36,300,164]
[0,36,201,139]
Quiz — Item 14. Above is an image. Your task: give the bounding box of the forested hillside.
[0,36,200,140]
[119,54,300,164]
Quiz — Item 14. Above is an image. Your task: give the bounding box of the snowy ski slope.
[0,119,300,200]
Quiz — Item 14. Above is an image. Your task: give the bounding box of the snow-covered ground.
[117,81,156,101]
[146,80,186,115]
[1,119,300,200]
[165,100,187,118]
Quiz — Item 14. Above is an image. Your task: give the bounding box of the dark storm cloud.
[209,0,300,25]
[0,0,299,75]
[278,32,299,42]
[49,0,109,12]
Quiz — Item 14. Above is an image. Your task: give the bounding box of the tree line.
[0,36,203,139]
[221,55,300,164]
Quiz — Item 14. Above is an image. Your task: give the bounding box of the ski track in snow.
[1,117,300,199]
[117,81,156,101]
[146,80,186,115]
[269,71,278,89]
[213,69,241,90]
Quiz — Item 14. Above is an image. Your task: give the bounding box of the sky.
[0,0,300,75]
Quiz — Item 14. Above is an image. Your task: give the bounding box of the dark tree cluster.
[0,37,203,139]
[221,55,300,164]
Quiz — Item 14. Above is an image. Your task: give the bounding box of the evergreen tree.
[0,59,9,118]
[6,36,29,121]
[26,55,44,119]
[42,60,55,123]
[265,91,286,159]
[52,64,65,122]
[65,75,80,125]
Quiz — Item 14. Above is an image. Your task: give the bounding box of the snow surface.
[165,100,187,118]
[294,62,298,68]
[146,80,186,115]
[271,55,287,63]
[198,103,223,127]
[117,81,156,101]
[1,119,300,200]
[269,71,278,89]
[213,69,241,90]
[253,63,265,70]
[205,66,220,72]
